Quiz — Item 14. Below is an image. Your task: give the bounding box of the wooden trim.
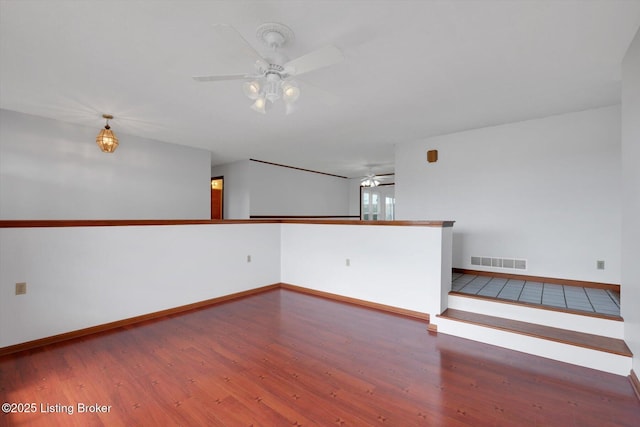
[0,284,280,357]
[211,175,224,220]
[250,158,348,179]
[427,323,438,333]
[250,215,360,219]
[280,219,455,227]
[0,283,429,356]
[280,283,429,322]
[449,291,623,321]
[359,182,395,187]
[0,219,454,228]
[359,185,363,219]
[0,219,278,228]
[630,369,640,402]
[453,268,620,291]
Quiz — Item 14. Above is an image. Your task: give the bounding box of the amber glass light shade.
[96,115,119,153]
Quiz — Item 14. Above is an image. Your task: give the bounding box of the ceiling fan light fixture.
[264,78,281,103]
[193,23,343,115]
[243,81,261,99]
[96,114,119,153]
[282,82,300,103]
[361,178,380,187]
[361,169,380,187]
[250,97,267,114]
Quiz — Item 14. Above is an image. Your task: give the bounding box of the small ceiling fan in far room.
[192,23,344,114]
[360,169,394,187]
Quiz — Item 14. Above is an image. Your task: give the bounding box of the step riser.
[436,317,631,376]
[448,294,624,339]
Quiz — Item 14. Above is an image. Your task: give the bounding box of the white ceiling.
[1,1,639,178]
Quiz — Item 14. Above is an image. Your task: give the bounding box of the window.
[362,192,370,220]
[385,196,395,220]
[371,193,380,220]
[361,186,395,220]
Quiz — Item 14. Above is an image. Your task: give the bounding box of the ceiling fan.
[360,169,394,187]
[193,23,344,114]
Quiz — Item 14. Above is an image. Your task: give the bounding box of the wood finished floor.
[1,289,638,426]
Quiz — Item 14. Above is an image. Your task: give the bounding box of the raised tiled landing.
[437,271,629,375]
[452,272,620,317]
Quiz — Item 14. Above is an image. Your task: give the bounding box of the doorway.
[360,185,395,220]
[211,176,224,220]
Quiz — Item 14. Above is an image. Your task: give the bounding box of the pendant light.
[96,114,119,153]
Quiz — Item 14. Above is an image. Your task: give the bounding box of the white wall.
[211,160,251,219]
[248,160,350,217]
[348,178,362,217]
[0,223,281,347]
[621,28,640,374]
[0,110,211,220]
[1,221,452,347]
[395,105,621,283]
[280,223,451,316]
[212,159,351,219]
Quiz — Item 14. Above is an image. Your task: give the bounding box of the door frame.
[211,176,224,220]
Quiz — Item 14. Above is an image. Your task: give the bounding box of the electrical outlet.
[346,258,350,267]
[15,282,27,295]
[597,260,605,270]
[247,255,252,263]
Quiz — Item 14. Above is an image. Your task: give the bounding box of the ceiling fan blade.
[213,24,268,69]
[192,74,256,82]
[284,45,344,76]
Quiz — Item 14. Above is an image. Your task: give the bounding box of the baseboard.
[1,283,429,356]
[0,284,280,357]
[453,268,620,291]
[427,323,438,333]
[630,369,640,401]
[279,283,430,322]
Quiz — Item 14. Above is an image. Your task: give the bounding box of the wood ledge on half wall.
[0,219,455,228]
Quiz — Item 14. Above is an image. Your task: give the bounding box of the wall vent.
[471,256,527,271]
[514,259,527,270]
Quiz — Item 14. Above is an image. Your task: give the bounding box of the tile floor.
[451,273,621,317]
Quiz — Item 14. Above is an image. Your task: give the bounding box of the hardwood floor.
[1,289,638,426]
